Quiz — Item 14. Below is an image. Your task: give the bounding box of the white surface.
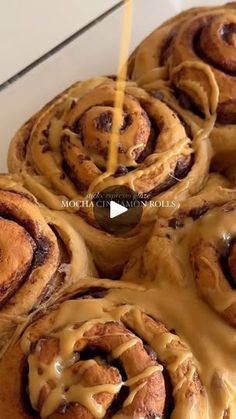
[0,0,176,171]
[0,0,119,85]
[0,0,178,171]
[179,0,225,7]
[110,202,128,219]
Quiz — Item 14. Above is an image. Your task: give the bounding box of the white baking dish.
[0,0,226,170]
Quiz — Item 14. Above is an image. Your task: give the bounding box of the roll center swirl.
[197,15,236,74]
[26,316,166,418]
[0,218,35,305]
[74,101,151,169]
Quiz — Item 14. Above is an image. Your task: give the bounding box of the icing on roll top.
[195,15,236,74]
[22,299,169,418]
[168,200,236,327]
[70,99,151,169]
[167,9,236,122]
[0,282,210,418]
[58,80,193,195]
[129,4,236,125]
[9,76,208,217]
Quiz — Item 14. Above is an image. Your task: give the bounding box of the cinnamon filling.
[93,111,133,133]
[221,23,236,46]
[67,104,152,169]
[142,154,193,200]
[189,203,210,221]
[174,88,206,120]
[160,31,176,66]
[24,316,169,418]
[193,18,236,76]
[187,18,236,123]
[69,287,109,301]
[0,216,36,305]
[0,192,65,311]
[221,239,236,290]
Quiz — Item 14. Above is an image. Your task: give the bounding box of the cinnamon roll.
[8,77,211,276]
[0,279,210,419]
[0,175,96,357]
[128,2,236,176]
[123,174,236,329]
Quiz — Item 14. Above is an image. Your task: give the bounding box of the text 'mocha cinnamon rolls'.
[0,175,96,357]
[128,2,236,178]
[7,76,211,276]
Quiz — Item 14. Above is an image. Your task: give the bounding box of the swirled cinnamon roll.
[0,279,210,419]
[128,2,236,176]
[124,174,236,329]
[0,175,96,357]
[8,77,211,276]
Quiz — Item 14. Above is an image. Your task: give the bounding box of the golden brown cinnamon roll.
[0,175,96,356]
[8,77,211,276]
[128,2,236,176]
[124,174,236,329]
[0,279,210,419]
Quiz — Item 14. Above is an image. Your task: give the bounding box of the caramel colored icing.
[8,78,198,207]
[4,3,236,418]
[7,74,212,278]
[7,54,213,225]
[128,2,236,176]
[0,277,233,418]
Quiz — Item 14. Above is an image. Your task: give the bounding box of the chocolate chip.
[169,218,184,229]
[114,166,129,177]
[33,236,52,268]
[174,155,192,179]
[143,155,192,200]
[59,173,66,180]
[57,404,67,414]
[106,386,129,416]
[189,204,209,220]
[42,128,49,138]
[150,91,164,101]
[78,155,85,164]
[144,344,157,361]
[77,155,90,164]
[72,287,108,300]
[37,367,44,375]
[73,120,82,137]
[62,134,70,143]
[223,410,229,419]
[39,138,48,146]
[70,99,77,110]
[120,113,133,131]
[221,22,236,43]
[41,144,51,153]
[147,413,160,419]
[117,143,126,153]
[160,32,175,65]
[178,91,193,110]
[217,100,236,124]
[16,138,28,161]
[94,111,113,132]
